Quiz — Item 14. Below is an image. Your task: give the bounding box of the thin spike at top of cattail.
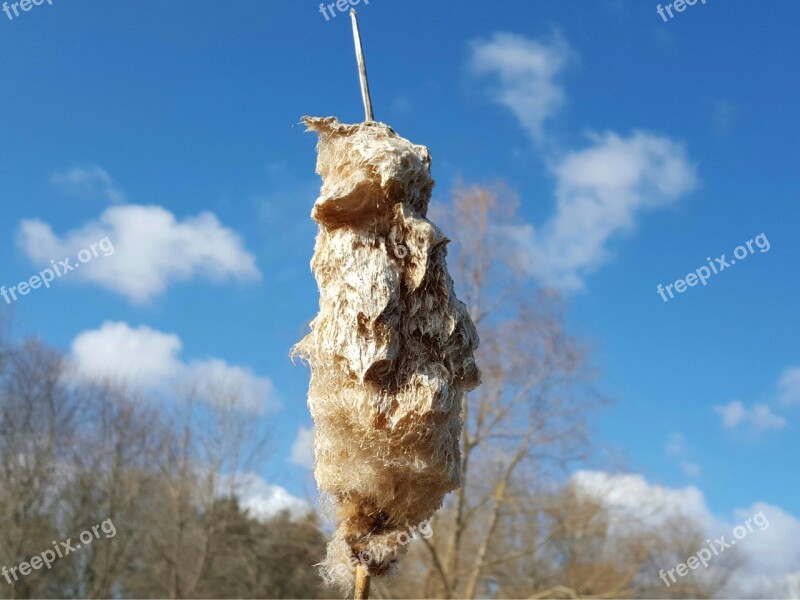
[350,9,374,122]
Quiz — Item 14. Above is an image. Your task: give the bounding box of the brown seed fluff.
[293,116,480,591]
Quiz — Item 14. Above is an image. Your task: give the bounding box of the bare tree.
[61,385,165,599]
[376,186,737,599]
[370,185,603,599]
[131,381,270,599]
[0,339,79,600]
[0,323,324,599]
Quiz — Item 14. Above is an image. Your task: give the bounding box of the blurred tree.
[61,386,164,599]
[374,186,737,600]
[0,340,77,600]
[192,501,330,599]
[396,185,602,599]
[0,326,329,599]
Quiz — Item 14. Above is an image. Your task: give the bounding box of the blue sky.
[1,0,799,587]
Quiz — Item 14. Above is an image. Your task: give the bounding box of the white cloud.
[714,369,797,433]
[18,204,260,303]
[221,472,311,522]
[572,471,800,598]
[290,426,314,469]
[715,400,787,433]
[779,367,800,406]
[67,321,276,413]
[509,131,697,290]
[470,31,573,142]
[467,33,698,290]
[51,165,126,203]
[571,471,713,529]
[186,359,275,414]
[749,405,788,431]
[715,400,748,428]
[731,502,800,578]
[70,321,182,386]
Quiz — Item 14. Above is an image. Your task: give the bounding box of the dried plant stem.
[354,564,371,599]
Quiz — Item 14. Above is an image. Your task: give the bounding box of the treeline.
[0,331,331,599]
[1,186,746,599]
